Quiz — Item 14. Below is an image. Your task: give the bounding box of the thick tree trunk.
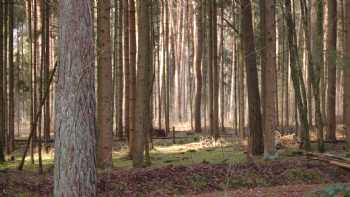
[241,0,264,155]
[54,1,96,196]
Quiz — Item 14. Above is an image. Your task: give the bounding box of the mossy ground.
[0,136,246,171]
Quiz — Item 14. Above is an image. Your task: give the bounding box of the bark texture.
[326,0,337,141]
[345,0,350,148]
[133,0,152,167]
[262,0,277,158]
[194,0,203,133]
[96,0,113,168]
[54,1,96,196]
[241,0,264,155]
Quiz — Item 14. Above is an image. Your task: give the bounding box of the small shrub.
[189,174,209,191]
[319,184,350,197]
[286,168,322,183]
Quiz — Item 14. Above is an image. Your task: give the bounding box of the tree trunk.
[0,0,5,162]
[285,0,311,150]
[8,0,14,153]
[344,0,350,149]
[241,0,264,155]
[194,0,203,133]
[96,0,113,168]
[209,0,219,139]
[133,0,152,167]
[261,0,277,158]
[129,0,136,156]
[124,0,130,142]
[326,0,337,141]
[115,0,124,140]
[54,1,96,196]
[43,0,51,153]
[307,0,325,152]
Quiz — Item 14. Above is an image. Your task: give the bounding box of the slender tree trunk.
[344,0,350,149]
[0,0,5,162]
[261,0,277,158]
[326,0,337,141]
[164,1,170,136]
[194,0,203,133]
[115,0,124,140]
[96,0,113,168]
[8,0,14,153]
[133,0,152,167]
[220,2,225,132]
[209,0,219,139]
[54,1,96,196]
[124,0,130,142]
[285,0,311,150]
[129,0,136,156]
[43,0,50,153]
[305,0,325,152]
[241,0,264,155]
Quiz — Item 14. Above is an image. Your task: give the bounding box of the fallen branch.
[18,63,57,171]
[306,152,350,170]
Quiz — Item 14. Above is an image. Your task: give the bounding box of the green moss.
[225,171,269,189]
[188,174,209,191]
[286,168,323,183]
[111,140,246,169]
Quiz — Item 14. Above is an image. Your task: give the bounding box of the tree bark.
[241,0,264,155]
[194,0,203,133]
[326,0,337,141]
[124,0,130,142]
[261,0,277,158]
[209,0,219,139]
[133,0,152,167]
[54,1,96,196]
[43,0,51,153]
[344,0,350,149]
[115,0,124,140]
[0,0,5,162]
[96,0,113,168]
[285,0,311,150]
[8,0,14,153]
[129,0,136,156]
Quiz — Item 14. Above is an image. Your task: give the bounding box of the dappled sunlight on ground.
[112,137,246,169]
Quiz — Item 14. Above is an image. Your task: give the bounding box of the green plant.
[189,174,209,191]
[320,184,350,197]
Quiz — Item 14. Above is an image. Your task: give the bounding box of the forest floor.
[1,129,350,196]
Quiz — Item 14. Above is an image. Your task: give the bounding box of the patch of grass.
[286,168,323,183]
[111,139,246,168]
[225,171,269,189]
[319,184,350,197]
[1,138,245,171]
[188,174,209,191]
[0,152,54,172]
